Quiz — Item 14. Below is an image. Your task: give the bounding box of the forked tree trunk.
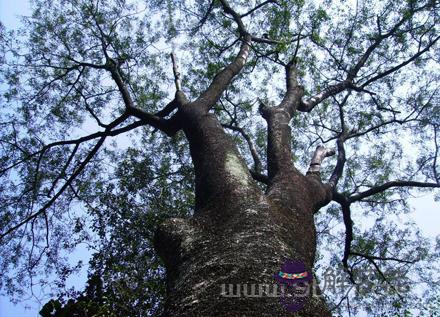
[154,101,333,316]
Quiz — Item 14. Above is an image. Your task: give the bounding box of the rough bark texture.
[154,97,333,316]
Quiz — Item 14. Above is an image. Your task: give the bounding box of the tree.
[0,0,439,316]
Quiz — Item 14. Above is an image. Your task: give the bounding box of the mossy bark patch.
[225,152,249,187]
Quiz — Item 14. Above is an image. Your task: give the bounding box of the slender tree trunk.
[154,101,333,316]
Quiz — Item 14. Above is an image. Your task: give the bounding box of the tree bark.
[154,101,333,316]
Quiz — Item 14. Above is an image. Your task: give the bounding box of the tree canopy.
[0,0,439,316]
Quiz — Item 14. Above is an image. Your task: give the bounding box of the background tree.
[0,0,439,316]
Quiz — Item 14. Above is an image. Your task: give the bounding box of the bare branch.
[66,57,107,70]
[310,38,349,73]
[216,38,240,57]
[329,94,350,188]
[350,252,417,264]
[434,125,439,183]
[76,88,108,128]
[0,112,129,241]
[329,284,356,312]
[351,252,406,299]
[170,53,182,91]
[1,116,146,176]
[222,123,263,172]
[47,143,80,196]
[347,15,408,81]
[361,35,440,88]
[299,4,437,113]
[191,0,216,33]
[0,139,105,241]
[250,35,283,45]
[349,180,440,203]
[240,0,279,18]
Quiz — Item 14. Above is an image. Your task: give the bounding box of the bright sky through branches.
[0,1,439,316]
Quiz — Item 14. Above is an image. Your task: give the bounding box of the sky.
[0,1,439,316]
[0,2,52,317]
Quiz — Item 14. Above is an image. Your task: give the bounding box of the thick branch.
[191,0,254,111]
[194,36,251,111]
[298,80,353,112]
[249,170,269,184]
[218,0,247,36]
[107,60,180,135]
[193,0,285,112]
[333,192,355,283]
[307,145,335,174]
[262,63,304,179]
[329,138,346,188]
[155,99,178,118]
[279,61,303,115]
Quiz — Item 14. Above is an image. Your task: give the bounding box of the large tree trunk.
[154,102,333,316]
